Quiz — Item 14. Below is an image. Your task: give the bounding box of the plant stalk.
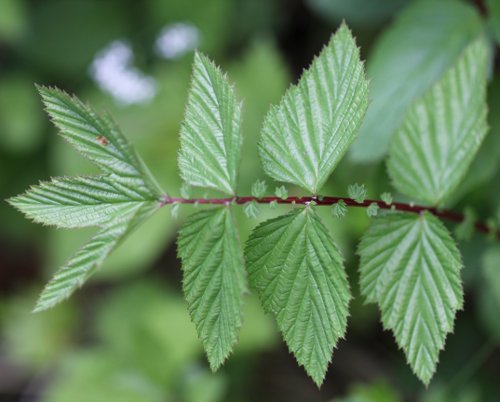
[159,195,498,239]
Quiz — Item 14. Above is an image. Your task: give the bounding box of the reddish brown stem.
[159,195,499,239]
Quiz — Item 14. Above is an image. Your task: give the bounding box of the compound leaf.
[37,86,162,196]
[350,0,484,162]
[245,207,351,386]
[387,38,488,206]
[178,52,242,195]
[34,203,157,312]
[8,175,157,229]
[259,23,368,194]
[177,207,246,370]
[358,212,463,385]
[12,87,166,311]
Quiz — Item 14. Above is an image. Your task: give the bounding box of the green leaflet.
[34,203,158,312]
[387,38,488,206]
[245,207,350,386]
[259,23,369,194]
[10,87,166,311]
[350,0,484,162]
[358,212,463,385]
[8,175,156,229]
[178,52,242,195]
[177,207,246,370]
[37,86,162,196]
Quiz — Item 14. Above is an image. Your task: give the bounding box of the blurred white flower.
[155,23,199,59]
[90,40,157,105]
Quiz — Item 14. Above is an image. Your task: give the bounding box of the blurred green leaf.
[483,247,500,307]
[95,281,201,386]
[422,384,482,402]
[308,0,411,26]
[236,294,278,352]
[0,75,43,153]
[454,208,476,241]
[183,369,227,402]
[455,75,500,201]
[0,0,26,41]
[330,381,401,402]
[350,0,484,163]
[478,285,500,341]
[3,290,77,369]
[486,0,500,44]
[43,350,167,402]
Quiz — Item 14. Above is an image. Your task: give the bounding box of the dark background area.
[1,0,500,401]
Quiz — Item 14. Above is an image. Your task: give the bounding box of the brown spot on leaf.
[96,135,108,146]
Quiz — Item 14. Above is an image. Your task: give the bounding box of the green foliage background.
[1,0,500,401]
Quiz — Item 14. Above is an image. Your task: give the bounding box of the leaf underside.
[387,38,488,206]
[358,212,463,385]
[245,207,351,386]
[177,207,246,370]
[350,0,484,162]
[178,52,242,195]
[259,23,369,194]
